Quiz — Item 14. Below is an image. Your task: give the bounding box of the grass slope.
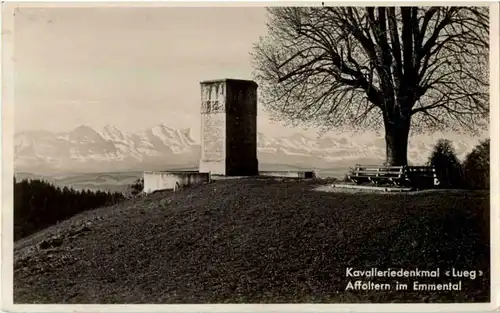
[14,178,490,303]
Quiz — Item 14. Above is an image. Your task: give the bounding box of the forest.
[14,178,124,241]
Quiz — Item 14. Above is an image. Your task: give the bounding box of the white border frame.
[1,1,499,312]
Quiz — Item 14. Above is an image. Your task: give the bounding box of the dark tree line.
[428,138,489,190]
[14,178,124,241]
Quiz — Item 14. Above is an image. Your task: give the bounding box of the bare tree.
[252,6,489,165]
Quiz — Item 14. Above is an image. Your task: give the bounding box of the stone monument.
[199,79,258,176]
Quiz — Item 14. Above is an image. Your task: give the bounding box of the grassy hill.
[14,178,490,303]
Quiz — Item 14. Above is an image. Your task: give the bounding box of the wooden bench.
[348,165,408,187]
[348,165,438,189]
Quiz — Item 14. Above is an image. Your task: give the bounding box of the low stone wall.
[259,171,316,179]
[143,171,210,194]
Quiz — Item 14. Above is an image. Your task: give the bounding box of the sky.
[11,5,490,142]
[13,5,319,138]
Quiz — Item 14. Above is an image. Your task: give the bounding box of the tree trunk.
[384,118,410,166]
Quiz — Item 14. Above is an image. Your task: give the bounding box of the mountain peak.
[73,124,103,134]
[74,124,94,130]
[103,124,120,131]
[71,125,100,135]
[68,125,105,143]
[180,128,195,141]
[289,133,310,140]
[101,124,126,141]
[154,123,176,131]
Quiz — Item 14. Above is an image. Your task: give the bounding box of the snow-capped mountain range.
[14,124,484,174]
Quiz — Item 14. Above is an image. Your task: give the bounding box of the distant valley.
[14,165,348,194]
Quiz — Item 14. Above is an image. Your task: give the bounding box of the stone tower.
[199,79,258,176]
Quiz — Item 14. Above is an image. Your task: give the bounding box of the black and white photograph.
[1,1,498,309]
